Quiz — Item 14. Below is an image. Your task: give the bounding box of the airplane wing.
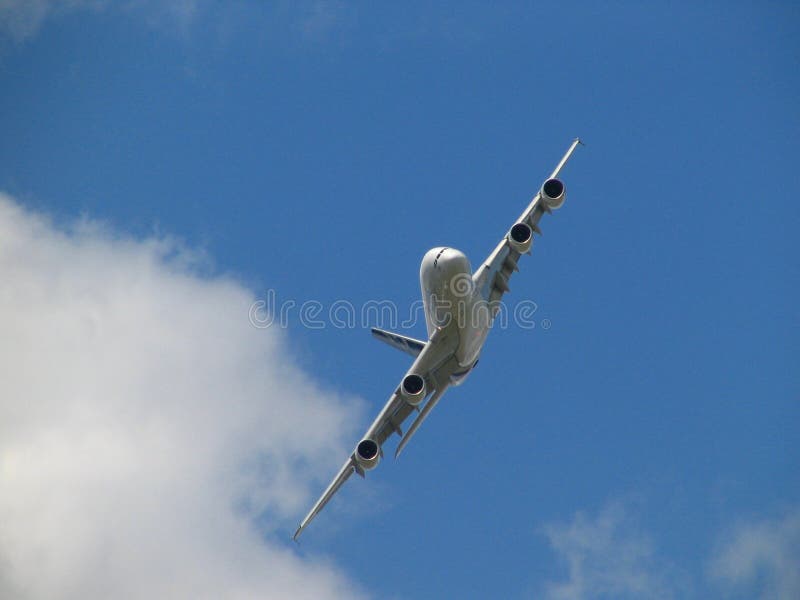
[473,138,583,312]
[293,328,457,540]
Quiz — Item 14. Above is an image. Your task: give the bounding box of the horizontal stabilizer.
[371,327,425,358]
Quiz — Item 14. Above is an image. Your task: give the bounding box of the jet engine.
[508,222,533,254]
[400,373,426,406]
[355,438,381,471]
[541,178,566,210]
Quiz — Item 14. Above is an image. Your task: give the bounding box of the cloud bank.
[710,508,800,600]
[0,0,203,42]
[542,501,800,600]
[0,193,365,599]
[0,0,102,42]
[541,502,683,600]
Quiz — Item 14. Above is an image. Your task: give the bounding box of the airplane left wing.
[293,328,457,540]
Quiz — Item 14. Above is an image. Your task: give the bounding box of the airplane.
[293,138,583,540]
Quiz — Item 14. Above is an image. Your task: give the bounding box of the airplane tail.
[370,327,426,358]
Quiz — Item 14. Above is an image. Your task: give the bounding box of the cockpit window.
[433,247,448,267]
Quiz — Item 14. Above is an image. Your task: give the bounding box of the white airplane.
[294,139,583,539]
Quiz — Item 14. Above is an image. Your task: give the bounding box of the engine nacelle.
[355,438,380,471]
[508,222,533,254]
[541,178,566,210]
[400,373,426,406]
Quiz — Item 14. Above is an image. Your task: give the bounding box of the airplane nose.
[421,247,448,271]
[420,247,471,281]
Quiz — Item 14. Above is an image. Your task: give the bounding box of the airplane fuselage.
[420,247,490,384]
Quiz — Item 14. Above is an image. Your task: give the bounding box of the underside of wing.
[364,327,457,447]
[293,328,457,539]
[293,458,355,540]
[394,383,449,458]
[473,138,583,312]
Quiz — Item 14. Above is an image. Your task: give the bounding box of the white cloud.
[0,193,367,599]
[0,0,204,42]
[0,0,104,42]
[709,507,800,600]
[0,1,366,51]
[541,502,682,600]
[126,0,203,38]
[298,1,354,42]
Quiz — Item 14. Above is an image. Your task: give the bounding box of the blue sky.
[0,2,797,599]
